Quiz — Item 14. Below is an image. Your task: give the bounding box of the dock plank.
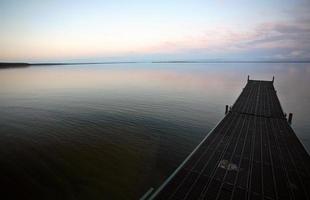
[150,79,310,200]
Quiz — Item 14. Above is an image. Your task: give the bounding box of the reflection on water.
[0,63,309,199]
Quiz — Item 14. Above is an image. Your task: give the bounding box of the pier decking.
[149,78,310,200]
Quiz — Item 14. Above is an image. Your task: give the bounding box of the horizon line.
[1,60,310,67]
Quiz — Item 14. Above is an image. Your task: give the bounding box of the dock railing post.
[247,75,250,82]
[225,105,229,114]
[288,113,293,124]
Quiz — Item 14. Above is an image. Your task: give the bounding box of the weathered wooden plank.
[149,79,310,200]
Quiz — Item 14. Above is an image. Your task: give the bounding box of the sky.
[0,0,310,62]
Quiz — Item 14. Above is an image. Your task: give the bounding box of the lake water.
[0,63,309,199]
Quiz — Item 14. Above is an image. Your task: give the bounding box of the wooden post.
[225,105,229,114]
[288,113,293,124]
[247,75,250,82]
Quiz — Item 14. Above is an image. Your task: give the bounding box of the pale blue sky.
[0,0,309,62]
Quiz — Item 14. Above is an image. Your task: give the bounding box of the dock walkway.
[149,78,310,200]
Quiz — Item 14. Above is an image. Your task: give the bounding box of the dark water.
[0,63,309,199]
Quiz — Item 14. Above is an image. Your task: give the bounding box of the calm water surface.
[0,63,309,199]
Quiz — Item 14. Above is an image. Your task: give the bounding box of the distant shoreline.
[1,60,310,68]
[0,62,30,68]
[0,62,138,68]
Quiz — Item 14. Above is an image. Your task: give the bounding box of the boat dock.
[147,77,310,200]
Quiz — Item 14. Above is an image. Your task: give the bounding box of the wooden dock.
[148,78,310,200]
